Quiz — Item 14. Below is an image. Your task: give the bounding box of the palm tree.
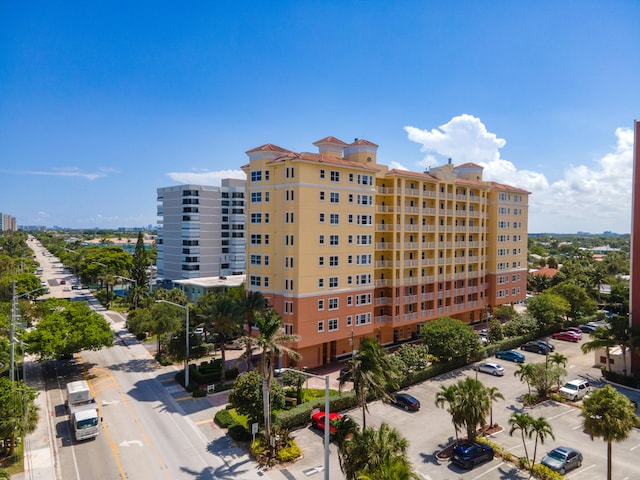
[249,309,301,442]
[581,326,616,372]
[485,386,504,429]
[529,416,555,466]
[549,352,568,390]
[435,384,461,444]
[514,363,535,398]
[338,423,417,480]
[508,412,532,465]
[197,293,243,382]
[339,337,399,429]
[455,377,490,441]
[239,290,268,371]
[583,385,637,480]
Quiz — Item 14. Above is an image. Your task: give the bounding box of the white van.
[559,379,591,401]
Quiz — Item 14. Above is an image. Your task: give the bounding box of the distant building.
[0,213,17,231]
[173,275,246,303]
[242,136,529,368]
[156,179,246,281]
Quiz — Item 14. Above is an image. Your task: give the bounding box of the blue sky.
[1,1,638,233]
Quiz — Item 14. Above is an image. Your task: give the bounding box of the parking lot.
[282,337,640,479]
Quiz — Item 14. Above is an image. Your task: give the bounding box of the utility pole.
[10,281,17,381]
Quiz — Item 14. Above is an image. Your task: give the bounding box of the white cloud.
[166,169,246,185]
[405,115,633,233]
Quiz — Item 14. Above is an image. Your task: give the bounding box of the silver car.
[541,446,583,474]
[476,362,505,376]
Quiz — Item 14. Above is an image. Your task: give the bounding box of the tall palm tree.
[485,386,504,429]
[583,385,637,480]
[581,326,616,372]
[338,422,417,480]
[196,293,243,382]
[549,352,568,390]
[249,309,301,442]
[455,377,490,441]
[513,363,535,398]
[339,337,399,429]
[435,384,461,443]
[239,290,268,371]
[508,412,533,465]
[529,416,555,466]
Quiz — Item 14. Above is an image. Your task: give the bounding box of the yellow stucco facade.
[242,137,529,368]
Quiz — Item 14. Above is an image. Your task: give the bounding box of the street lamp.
[156,300,190,387]
[10,281,46,381]
[115,275,137,309]
[278,368,331,480]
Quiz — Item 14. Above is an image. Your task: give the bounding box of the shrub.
[518,456,530,470]
[273,390,357,430]
[192,388,207,397]
[157,356,173,366]
[277,440,302,462]
[228,423,251,441]
[214,409,235,428]
[531,463,564,480]
[250,436,267,458]
[135,332,147,341]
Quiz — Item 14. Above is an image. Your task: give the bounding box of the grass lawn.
[0,441,24,476]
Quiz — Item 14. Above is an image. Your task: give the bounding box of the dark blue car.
[452,442,494,469]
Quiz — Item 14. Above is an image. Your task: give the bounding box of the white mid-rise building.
[156,179,246,281]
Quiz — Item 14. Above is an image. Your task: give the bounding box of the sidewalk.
[13,358,58,480]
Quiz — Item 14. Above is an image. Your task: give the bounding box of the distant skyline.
[1,1,639,233]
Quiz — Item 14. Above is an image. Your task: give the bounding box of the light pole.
[115,275,137,309]
[156,300,190,387]
[279,368,331,480]
[10,281,46,381]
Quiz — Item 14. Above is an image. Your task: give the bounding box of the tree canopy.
[420,317,480,362]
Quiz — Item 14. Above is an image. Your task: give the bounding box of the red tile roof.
[313,136,348,146]
[530,266,560,278]
[245,143,293,154]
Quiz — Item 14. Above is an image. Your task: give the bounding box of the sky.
[1,1,639,234]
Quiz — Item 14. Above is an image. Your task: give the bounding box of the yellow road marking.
[175,395,195,402]
[194,419,213,426]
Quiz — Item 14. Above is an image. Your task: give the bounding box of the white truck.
[65,380,100,441]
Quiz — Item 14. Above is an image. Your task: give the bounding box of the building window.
[330,192,340,203]
[251,213,262,223]
[319,213,325,223]
[329,256,339,267]
[264,277,269,287]
[250,234,261,245]
[328,298,338,310]
[318,278,325,288]
[329,277,338,288]
[347,296,353,306]
[251,170,262,182]
[319,235,325,245]
[328,319,338,331]
[355,313,371,326]
[330,235,339,246]
[318,321,324,332]
[320,191,325,201]
[330,170,340,182]
[318,299,325,310]
[320,169,325,179]
[250,275,261,286]
[251,192,262,203]
[250,255,261,265]
[346,315,353,327]
[330,213,340,224]
[319,256,325,266]
[284,323,293,334]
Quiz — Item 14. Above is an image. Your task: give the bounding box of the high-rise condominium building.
[631,120,640,375]
[242,136,529,369]
[156,179,246,281]
[0,213,17,231]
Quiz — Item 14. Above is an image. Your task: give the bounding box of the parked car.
[310,411,342,434]
[541,446,583,474]
[564,327,583,339]
[60,279,66,285]
[552,331,580,342]
[391,393,420,411]
[451,441,494,469]
[579,324,597,334]
[559,379,591,401]
[495,350,525,363]
[537,339,555,352]
[521,341,551,354]
[476,362,505,376]
[194,327,204,336]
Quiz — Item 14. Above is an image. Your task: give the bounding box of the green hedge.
[214,408,235,428]
[273,390,357,430]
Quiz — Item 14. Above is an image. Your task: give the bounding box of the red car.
[552,331,580,342]
[310,411,342,434]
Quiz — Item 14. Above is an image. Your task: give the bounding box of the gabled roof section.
[349,138,379,147]
[313,136,348,147]
[267,152,380,172]
[489,182,531,194]
[454,162,484,170]
[245,143,292,154]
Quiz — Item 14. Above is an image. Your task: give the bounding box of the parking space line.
[565,464,596,478]
[629,442,640,451]
[547,408,574,420]
[471,461,505,478]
